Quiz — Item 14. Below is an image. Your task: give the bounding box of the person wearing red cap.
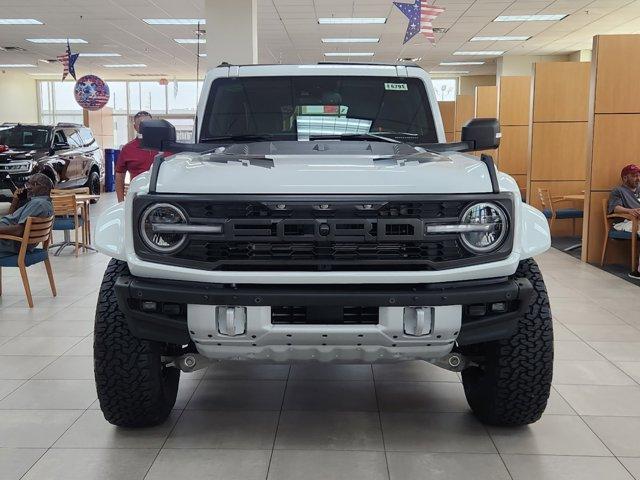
[608,164,640,278]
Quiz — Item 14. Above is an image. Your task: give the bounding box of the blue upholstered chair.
[0,216,56,308]
[538,188,584,233]
[51,193,85,257]
[601,199,638,271]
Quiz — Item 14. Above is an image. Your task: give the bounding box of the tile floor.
[0,194,639,479]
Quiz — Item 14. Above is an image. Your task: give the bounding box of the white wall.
[0,71,38,124]
[458,75,496,96]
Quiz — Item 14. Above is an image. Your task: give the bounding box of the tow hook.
[434,353,469,372]
[165,354,210,373]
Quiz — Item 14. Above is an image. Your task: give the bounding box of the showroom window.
[37,80,204,146]
[431,78,458,101]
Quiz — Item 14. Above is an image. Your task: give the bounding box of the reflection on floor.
[552,236,640,287]
[0,194,639,479]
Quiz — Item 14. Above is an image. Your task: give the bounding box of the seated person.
[608,164,640,279]
[0,173,53,258]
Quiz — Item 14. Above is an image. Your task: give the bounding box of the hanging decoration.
[74,74,110,111]
[393,0,445,44]
[57,39,79,81]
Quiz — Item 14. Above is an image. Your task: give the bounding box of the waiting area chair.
[0,216,56,308]
[538,188,584,232]
[601,199,638,272]
[51,193,85,256]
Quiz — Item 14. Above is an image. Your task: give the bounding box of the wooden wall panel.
[454,94,474,134]
[583,35,640,268]
[475,86,498,117]
[529,180,586,236]
[533,62,591,122]
[530,122,588,181]
[499,125,529,175]
[499,76,531,126]
[594,35,640,114]
[591,114,640,190]
[438,101,456,139]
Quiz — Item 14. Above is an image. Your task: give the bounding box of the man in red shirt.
[115,111,159,202]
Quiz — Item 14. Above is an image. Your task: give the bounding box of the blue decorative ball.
[74,75,110,111]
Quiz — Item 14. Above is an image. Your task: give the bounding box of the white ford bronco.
[93,63,552,428]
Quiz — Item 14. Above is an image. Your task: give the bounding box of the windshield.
[201,76,438,143]
[0,126,51,150]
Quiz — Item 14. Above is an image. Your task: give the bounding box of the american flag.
[394,0,445,44]
[57,40,79,81]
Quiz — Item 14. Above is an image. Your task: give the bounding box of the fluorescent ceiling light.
[324,52,375,57]
[494,14,568,22]
[27,38,87,44]
[471,35,530,41]
[79,53,121,57]
[198,53,207,57]
[318,17,386,24]
[453,51,504,56]
[103,63,147,68]
[144,18,205,25]
[0,19,42,25]
[440,61,484,66]
[174,38,205,44]
[0,64,36,67]
[430,70,469,74]
[28,73,62,76]
[322,38,379,43]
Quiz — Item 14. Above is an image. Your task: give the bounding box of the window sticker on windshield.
[384,83,408,91]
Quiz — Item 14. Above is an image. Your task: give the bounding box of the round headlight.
[140,203,188,253]
[459,202,508,253]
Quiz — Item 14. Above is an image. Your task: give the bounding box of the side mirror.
[140,119,176,151]
[461,118,501,151]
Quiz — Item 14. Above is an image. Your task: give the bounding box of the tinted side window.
[53,130,68,146]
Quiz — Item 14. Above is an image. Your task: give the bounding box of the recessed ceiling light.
[198,53,207,57]
[79,53,121,57]
[26,38,87,44]
[0,19,42,25]
[103,64,147,68]
[318,17,386,24]
[440,61,485,66]
[174,38,205,44]
[494,14,568,22]
[322,38,380,43]
[324,52,375,57]
[0,64,36,68]
[144,19,205,25]
[430,70,469,75]
[453,51,504,56]
[471,35,530,42]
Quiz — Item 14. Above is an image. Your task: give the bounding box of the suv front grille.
[133,194,514,271]
[271,306,379,324]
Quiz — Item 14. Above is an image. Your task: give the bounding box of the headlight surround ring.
[140,203,188,254]
[459,201,509,254]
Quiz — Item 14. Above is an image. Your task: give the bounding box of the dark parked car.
[0,123,103,202]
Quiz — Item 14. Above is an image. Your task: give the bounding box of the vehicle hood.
[153,142,498,194]
[0,148,43,163]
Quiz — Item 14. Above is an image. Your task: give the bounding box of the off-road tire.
[461,258,553,426]
[94,259,179,427]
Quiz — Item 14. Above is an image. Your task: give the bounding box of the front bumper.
[114,275,532,362]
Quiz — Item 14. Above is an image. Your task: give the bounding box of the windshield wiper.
[200,134,274,143]
[309,132,419,144]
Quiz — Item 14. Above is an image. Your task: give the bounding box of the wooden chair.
[538,188,584,233]
[601,198,638,271]
[51,194,85,256]
[0,216,56,308]
[52,188,90,244]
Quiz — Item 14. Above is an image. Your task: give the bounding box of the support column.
[205,0,258,69]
